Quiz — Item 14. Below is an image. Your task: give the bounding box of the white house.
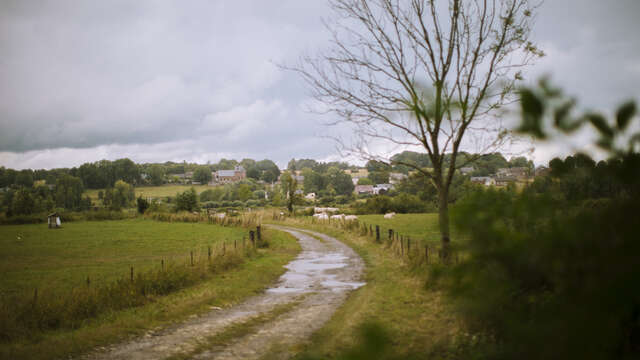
[373,184,394,194]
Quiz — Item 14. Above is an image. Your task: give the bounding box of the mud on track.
[82,226,365,360]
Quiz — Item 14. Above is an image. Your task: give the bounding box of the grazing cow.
[216,213,226,219]
[344,215,358,221]
[383,212,396,219]
[330,214,345,220]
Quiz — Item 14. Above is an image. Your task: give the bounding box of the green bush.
[437,185,640,359]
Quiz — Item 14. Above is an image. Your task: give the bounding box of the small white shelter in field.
[47,212,61,229]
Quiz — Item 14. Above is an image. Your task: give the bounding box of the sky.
[1,0,639,170]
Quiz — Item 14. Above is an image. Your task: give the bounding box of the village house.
[213,165,246,184]
[373,183,394,194]
[497,167,530,180]
[495,175,518,187]
[355,184,375,195]
[389,172,408,184]
[470,176,496,186]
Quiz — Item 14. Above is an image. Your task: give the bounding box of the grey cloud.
[1,0,639,169]
[0,0,331,154]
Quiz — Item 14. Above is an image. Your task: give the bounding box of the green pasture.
[85,184,213,201]
[0,219,248,293]
[0,220,301,359]
[357,213,465,247]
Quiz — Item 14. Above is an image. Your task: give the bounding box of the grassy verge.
[265,217,467,359]
[0,225,300,360]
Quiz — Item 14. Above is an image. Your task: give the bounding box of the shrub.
[136,197,149,214]
[437,187,640,359]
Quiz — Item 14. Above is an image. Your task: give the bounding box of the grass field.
[356,213,466,248]
[0,219,247,293]
[0,220,301,360]
[85,184,213,201]
[263,214,468,359]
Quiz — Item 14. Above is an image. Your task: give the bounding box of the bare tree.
[292,0,543,257]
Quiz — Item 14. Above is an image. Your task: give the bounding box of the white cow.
[330,214,345,220]
[383,212,396,219]
[344,215,358,221]
[313,213,329,220]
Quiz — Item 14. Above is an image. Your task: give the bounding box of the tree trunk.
[438,188,452,262]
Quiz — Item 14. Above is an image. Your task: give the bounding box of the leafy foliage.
[175,187,198,212]
[440,84,640,359]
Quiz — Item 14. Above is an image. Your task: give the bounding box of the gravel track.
[82,226,364,360]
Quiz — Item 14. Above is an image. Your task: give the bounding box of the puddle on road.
[267,251,364,294]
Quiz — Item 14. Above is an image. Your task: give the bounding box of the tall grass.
[0,235,264,343]
[145,210,262,228]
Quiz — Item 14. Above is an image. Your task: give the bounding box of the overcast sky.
[1,0,639,170]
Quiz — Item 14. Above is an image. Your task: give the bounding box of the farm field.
[0,219,301,359]
[326,213,466,248]
[358,213,442,245]
[85,184,213,201]
[0,219,248,294]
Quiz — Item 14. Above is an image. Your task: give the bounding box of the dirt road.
[83,226,365,360]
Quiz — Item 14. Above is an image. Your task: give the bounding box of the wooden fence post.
[388,229,394,242]
[190,251,194,266]
[407,237,411,254]
[130,266,134,282]
[375,225,380,243]
[86,276,90,287]
[369,225,373,236]
[250,231,255,247]
[162,258,165,271]
[208,246,211,261]
[256,226,261,242]
[401,236,404,256]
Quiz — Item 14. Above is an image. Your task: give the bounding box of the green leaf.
[596,137,613,150]
[585,114,614,138]
[553,100,580,133]
[616,101,636,131]
[520,89,544,119]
